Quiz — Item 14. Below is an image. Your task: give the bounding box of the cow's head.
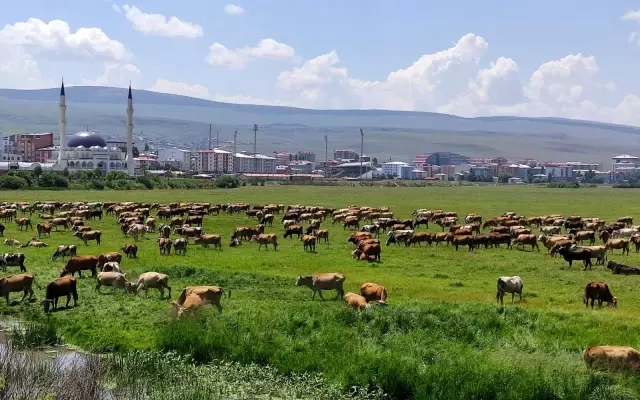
[295,275,311,286]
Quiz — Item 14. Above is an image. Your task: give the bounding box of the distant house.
[381,161,409,178]
[508,177,523,184]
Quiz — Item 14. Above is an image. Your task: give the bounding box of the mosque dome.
[67,131,107,148]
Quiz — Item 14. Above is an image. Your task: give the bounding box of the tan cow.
[344,292,370,311]
[126,272,171,299]
[0,273,35,304]
[605,239,630,255]
[172,285,229,315]
[301,234,316,252]
[173,238,188,255]
[95,271,128,293]
[15,218,32,231]
[194,234,222,249]
[584,346,640,372]
[73,230,101,246]
[250,234,278,251]
[360,282,388,304]
[295,273,345,300]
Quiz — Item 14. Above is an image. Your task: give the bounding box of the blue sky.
[2,0,640,125]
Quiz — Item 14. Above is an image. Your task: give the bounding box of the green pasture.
[1,185,640,399]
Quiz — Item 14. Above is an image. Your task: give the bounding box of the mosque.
[35,81,137,175]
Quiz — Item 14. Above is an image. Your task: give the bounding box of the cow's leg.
[65,294,71,308]
[20,289,28,302]
[311,290,316,300]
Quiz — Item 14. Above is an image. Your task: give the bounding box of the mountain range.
[1,86,638,167]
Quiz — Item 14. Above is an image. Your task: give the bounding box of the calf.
[296,273,345,300]
[344,292,370,312]
[584,346,640,372]
[42,276,78,312]
[584,281,617,308]
[0,273,35,304]
[496,276,523,305]
[101,261,122,273]
[312,229,329,244]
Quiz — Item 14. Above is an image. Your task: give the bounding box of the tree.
[33,165,43,179]
[63,167,69,178]
[144,142,150,152]
[132,146,140,158]
[372,157,378,166]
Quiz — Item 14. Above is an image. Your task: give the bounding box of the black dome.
[67,131,107,148]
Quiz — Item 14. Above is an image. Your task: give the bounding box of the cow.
[194,234,222,249]
[605,238,630,255]
[611,228,638,239]
[360,282,388,304]
[51,245,77,261]
[73,230,101,246]
[159,224,171,239]
[574,230,596,245]
[584,346,640,372]
[511,234,539,252]
[557,246,592,269]
[260,214,275,226]
[42,276,78,313]
[234,226,258,241]
[172,286,229,315]
[95,271,128,293]
[97,252,122,271]
[496,276,523,305]
[407,232,432,247]
[158,237,172,255]
[36,223,52,238]
[344,292,370,312]
[60,255,99,278]
[296,273,345,300]
[617,216,634,226]
[0,273,35,304]
[576,245,607,265]
[3,239,20,247]
[386,230,413,246]
[101,261,122,273]
[250,234,278,251]
[126,272,171,299]
[20,240,48,248]
[121,243,138,258]
[284,225,304,239]
[301,234,317,252]
[15,218,32,231]
[451,235,474,251]
[607,260,640,275]
[343,216,360,230]
[352,243,381,262]
[584,281,617,308]
[0,253,26,272]
[173,238,188,255]
[127,224,146,242]
[312,229,329,244]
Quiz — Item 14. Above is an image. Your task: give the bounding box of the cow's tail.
[32,277,41,290]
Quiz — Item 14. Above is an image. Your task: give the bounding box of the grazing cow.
[584,281,617,308]
[584,346,640,372]
[605,239,630,256]
[607,260,640,275]
[15,218,32,231]
[186,216,203,227]
[352,243,381,262]
[0,273,35,304]
[95,271,128,293]
[511,234,539,252]
[126,272,171,299]
[496,276,523,305]
[260,214,274,226]
[172,286,229,315]
[173,238,188,255]
[473,234,493,249]
[51,245,77,261]
[36,222,52,238]
[250,234,278,251]
[344,292,370,311]
[127,224,147,242]
[557,246,592,269]
[0,253,26,272]
[60,255,99,278]
[296,273,345,300]
[158,238,172,255]
[73,226,92,234]
[611,228,638,239]
[386,230,413,246]
[234,226,258,241]
[360,282,388,304]
[42,276,78,312]
[97,252,122,271]
[121,243,138,258]
[576,245,607,265]
[284,225,304,239]
[194,234,222,249]
[301,234,316,252]
[73,230,101,246]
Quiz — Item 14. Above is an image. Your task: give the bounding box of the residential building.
[235,152,277,173]
[612,154,640,173]
[544,163,574,181]
[134,156,156,174]
[273,152,294,166]
[440,165,456,178]
[333,149,359,161]
[1,132,54,162]
[382,161,409,178]
[296,151,316,162]
[288,160,314,173]
[411,169,426,180]
[469,156,508,165]
[566,161,600,171]
[470,166,492,179]
[425,152,468,166]
[193,149,234,173]
[157,148,192,171]
[414,154,430,166]
[400,165,414,180]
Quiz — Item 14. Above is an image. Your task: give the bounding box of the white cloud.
[112,4,121,13]
[224,4,245,16]
[122,5,203,38]
[0,18,129,61]
[82,63,142,87]
[206,38,295,69]
[150,78,211,99]
[0,42,54,89]
[622,10,640,21]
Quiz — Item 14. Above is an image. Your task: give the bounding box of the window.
[87,161,94,168]
[81,161,86,168]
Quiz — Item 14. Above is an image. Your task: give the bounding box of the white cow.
[95,271,128,293]
[540,225,561,235]
[100,261,122,273]
[496,276,523,305]
[611,228,638,239]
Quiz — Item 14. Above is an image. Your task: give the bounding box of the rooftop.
[235,152,276,160]
[613,154,639,160]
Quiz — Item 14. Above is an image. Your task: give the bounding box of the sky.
[2,0,640,125]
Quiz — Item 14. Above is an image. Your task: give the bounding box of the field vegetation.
[0,186,640,399]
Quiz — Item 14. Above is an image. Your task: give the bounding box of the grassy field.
[2,185,640,399]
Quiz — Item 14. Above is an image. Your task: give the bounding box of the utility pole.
[253,124,258,173]
[208,124,212,150]
[360,128,364,180]
[233,130,238,172]
[324,134,328,178]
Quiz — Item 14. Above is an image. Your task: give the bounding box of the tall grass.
[10,319,62,349]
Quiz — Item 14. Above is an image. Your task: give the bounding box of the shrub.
[89,179,106,190]
[0,175,28,190]
[216,175,239,189]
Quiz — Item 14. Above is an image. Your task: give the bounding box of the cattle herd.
[0,200,637,370]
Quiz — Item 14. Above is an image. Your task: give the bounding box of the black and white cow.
[0,253,26,272]
[51,245,77,261]
[496,276,523,305]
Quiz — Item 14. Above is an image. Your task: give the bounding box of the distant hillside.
[0,86,638,166]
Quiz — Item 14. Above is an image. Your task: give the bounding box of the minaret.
[58,79,67,164]
[126,84,134,176]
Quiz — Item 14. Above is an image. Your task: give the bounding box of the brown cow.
[312,229,329,244]
[584,346,640,372]
[43,276,78,312]
[605,239,630,255]
[574,230,596,245]
[301,234,316,252]
[37,222,52,238]
[360,282,388,304]
[451,235,474,251]
[344,292,370,311]
[121,243,138,258]
[73,230,101,246]
[97,252,122,270]
[173,238,188,255]
[15,218,32,231]
[158,237,172,255]
[60,255,99,278]
[407,232,432,246]
[0,273,35,304]
[584,281,617,308]
[194,234,222,249]
[511,234,539,251]
[250,234,278,251]
[296,273,345,300]
[352,243,381,262]
[172,285,229,315]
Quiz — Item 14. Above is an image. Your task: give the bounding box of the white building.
[382,161,410,178]
[157,148,192,171]
[193,149,234,173]
[235,152,276,173]
[612,154,640,173]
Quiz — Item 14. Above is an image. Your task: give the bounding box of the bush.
[0,175,28,190]
[216,175,239,189]
[547,182,580,188]
[136,175,155,189]
[89,179,106,190]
